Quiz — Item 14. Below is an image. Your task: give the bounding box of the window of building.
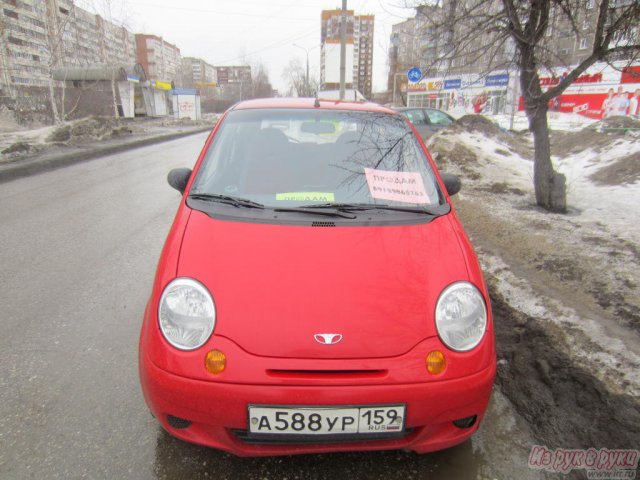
[585,0,594,9]
[3,8,18,19]
[579,38,588,49]
[8,36,23,46]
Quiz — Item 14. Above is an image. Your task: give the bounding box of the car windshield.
[191,108,443,209]
[425,109,454,125]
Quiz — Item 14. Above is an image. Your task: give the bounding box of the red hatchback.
[139,98,495,457]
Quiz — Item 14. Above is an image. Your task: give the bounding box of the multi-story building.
[135,34,181,82]
[387,14,426,93]
[0,0,50,93]
[181,57,216,87]
[388,1,639,117]
[320,9,374,98]
[0,0,138,118]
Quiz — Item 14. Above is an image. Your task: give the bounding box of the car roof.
[395,107,442,112]
[231,97,397,115]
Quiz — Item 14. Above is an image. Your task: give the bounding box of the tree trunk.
[519,47,567,213]
[48,77,61,124]
[529,103,567,213]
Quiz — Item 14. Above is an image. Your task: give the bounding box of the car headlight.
[435,282,487,352]
[158,278,216,350]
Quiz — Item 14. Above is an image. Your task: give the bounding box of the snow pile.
[493,110,599,131]
[427,115,640,397]
[430,114,640,241]
[555,138,640,241]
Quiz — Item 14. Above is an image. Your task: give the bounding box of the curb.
[0,127,211,184]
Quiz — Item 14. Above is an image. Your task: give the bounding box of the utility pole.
[339,0,346,100]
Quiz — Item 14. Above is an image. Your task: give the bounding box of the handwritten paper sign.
[364,168,429,204]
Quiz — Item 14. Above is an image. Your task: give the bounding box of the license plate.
[248,404,405,436]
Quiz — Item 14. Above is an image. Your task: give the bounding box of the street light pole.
[393,72,405,107]
[292,43,310,96]
[293,44,319,97]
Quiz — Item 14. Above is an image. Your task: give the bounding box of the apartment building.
[0,0,50,92]
[388,0,639,117]
[389,0,639,81]
[320,9,374,98]
[181,56,216,87]
[135,34,181,82]
[0,0,137,116]
[387,14,426,93]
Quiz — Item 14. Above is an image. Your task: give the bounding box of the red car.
[139,98,495,457]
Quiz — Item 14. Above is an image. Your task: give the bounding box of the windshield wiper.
[188,193,264,209]
[304,202,445,215]
[273,207,357,219]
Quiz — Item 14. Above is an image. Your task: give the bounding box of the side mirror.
[441,173,461,196]
[167,167,192,194]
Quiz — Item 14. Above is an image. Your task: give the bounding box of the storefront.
[407,71,512,116]
[405,61,640,120]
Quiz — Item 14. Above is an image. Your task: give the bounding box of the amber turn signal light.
[426,350,446,375]
[205,349,226,375]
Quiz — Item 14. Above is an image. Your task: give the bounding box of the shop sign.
[444,79,461,90]
[539,72,603,86]
[152,80,173,91]
[407,82,427,92]
[427,80,443,90]
[485,74,509,87]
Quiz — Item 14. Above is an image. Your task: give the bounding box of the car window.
[425,109,454,126]
[402,109,427,125]
[191,108,442,209]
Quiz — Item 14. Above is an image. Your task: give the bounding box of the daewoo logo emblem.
[314,333,343,345]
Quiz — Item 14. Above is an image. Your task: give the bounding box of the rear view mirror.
[440,173,461,196]
[301,121,336,134]
[167,167,192,194]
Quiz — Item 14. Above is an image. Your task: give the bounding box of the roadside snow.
[428,115,640,398]
[483,252,640,397]
[493,111,598,131]
[555,139,640,242]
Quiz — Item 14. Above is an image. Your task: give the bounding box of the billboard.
[215,66,252,85]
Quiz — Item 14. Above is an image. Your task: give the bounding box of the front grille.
[231,428,413,445]
[311,221,336,227]
[266,369,387,380]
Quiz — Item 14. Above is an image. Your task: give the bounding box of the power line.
[213,28,316,65]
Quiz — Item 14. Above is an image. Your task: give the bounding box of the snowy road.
[0,133,542,479]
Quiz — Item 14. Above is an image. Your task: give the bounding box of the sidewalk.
[0,118,213,184]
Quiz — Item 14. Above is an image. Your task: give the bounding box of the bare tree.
[282,57,319,97]
[44,1,73,124]
[414,0,640,212]
[250,62,274,98]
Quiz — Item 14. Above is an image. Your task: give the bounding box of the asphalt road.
[0,133,540,480]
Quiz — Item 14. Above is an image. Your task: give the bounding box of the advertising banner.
[532,62,640,119]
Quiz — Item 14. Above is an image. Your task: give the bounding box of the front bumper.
[139,349,495,457]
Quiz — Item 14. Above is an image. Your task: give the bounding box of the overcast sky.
[76,0,416,94]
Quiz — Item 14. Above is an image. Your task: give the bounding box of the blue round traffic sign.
[407,67,422,83]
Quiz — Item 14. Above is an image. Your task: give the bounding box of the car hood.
[178,210,470,359]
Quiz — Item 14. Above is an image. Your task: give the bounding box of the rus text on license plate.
[248,405,405,436]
